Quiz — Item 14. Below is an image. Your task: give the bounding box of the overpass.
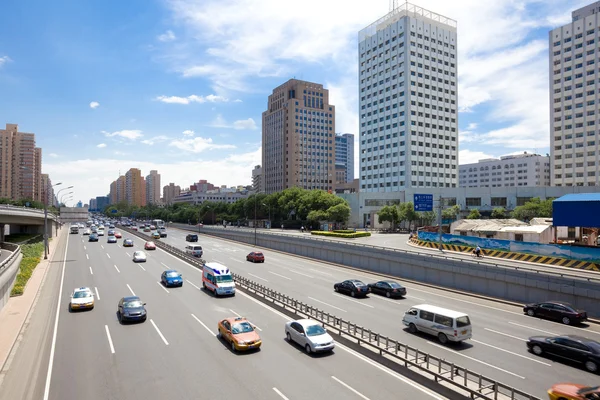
[0,204,61,241]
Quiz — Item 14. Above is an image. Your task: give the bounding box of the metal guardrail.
[122,225,540,400]
[175,223,600,284]
[0,245,21,275]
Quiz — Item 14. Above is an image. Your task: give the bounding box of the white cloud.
[49,153,59,158]
[141,135,170,145]
[0,55,12,68]
[157,30,176,42]
[89,101,100,109]
[459,149,496,165]
[169,136,236,153]
[155,94,228,104]
[97,143,107,148]
[182,130,195,136]
[210,114,257,130]
[466,123,478,131]
[103,130,143,140]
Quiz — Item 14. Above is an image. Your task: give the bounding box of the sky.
[0,0,593,204]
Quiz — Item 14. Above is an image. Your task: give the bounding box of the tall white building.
[459,153,551,188]
[145,170,161,205]
[550,1,600,187]
[251,165,262,192]
[335,133,355,183]
[358,2,458,192]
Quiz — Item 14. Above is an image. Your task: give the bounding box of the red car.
[144,241,156,250]
[246,252,264,263]
[114,232,122,238]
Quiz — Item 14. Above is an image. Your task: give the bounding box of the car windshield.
[73,291,90,298]
[215,275,233,283]
[135,252,144,257]
[124,301,143,308]
[456,316,471,327]
[166,272,179,277]
[147,242,154,245]
[255,253,263,256]
[353,281,365,287]
[231,322,254,334]
[578,386,600,395]
[305,324,326,336]
[588,342,600,354]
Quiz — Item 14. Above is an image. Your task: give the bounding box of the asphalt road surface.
[0,228,451,400]
[144,226,600,398]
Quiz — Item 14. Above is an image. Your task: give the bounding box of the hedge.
[10,239,44,297]
[333,229,356,234]
[311,231,371,238]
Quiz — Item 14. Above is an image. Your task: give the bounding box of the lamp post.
[254,196,257,246]
[42,182,62,259]
[262,202,270,229]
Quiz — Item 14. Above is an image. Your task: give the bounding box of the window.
[419,311,434,321]
[434,314,453,327]
[466,197,481,207]
[514,234,524,242]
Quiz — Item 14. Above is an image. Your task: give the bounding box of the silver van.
[185,245,203,257]
[402,304,472,344]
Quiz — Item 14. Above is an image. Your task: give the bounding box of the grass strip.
[10,238,44,297]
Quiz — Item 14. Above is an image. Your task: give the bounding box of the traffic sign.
[414,194,433,212]
[111,209,117,213]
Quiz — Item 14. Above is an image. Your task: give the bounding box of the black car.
[117,296,147,323]
[88,233,99,242]
[159,230,167,238]
[186,234,198,242]
[334,279,369,298]
[368,280,407,298]
[527,335,600,373]
[523,301,587,325]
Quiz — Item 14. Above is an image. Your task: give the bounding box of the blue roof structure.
[553,193,600,227]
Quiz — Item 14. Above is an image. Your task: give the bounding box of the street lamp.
[262,202,270,229]
[60,192,73,205]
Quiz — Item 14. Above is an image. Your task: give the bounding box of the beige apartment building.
[0,124,43,201]
[262,79,336,193]
[145,170,161,205]
[162,183,181,205]
[110,175,126,204]
[125,168,146,206]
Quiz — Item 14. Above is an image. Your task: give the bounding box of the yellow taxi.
[151,231,160,239]
[217,317,262,352]
[548,383,600,400]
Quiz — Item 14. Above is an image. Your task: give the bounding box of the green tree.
[491,207,507,219]
[442,204,460,221]
[511,197,554,221]
[467,209,481,219]
[398,202,418,230]
[307,209,328,222]
[377,205,399,229]
[417,210,437,226]
[327,203,351,223]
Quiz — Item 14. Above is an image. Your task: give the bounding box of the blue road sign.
[414,194,433,212]
[111,209,117,213]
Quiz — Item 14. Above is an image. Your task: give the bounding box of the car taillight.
[454,330,457,336]
[393,289,397,292]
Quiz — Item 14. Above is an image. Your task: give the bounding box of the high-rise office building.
[262,79,336,193]
[358,2,458,192]
[41,173,55,206]
[459,153,551,188]
[125,168,146,206]
[0,124,43,201]
[96,195,110,211]
[550,2,600,186]
[145,170,161,205]
[252,165,262,192]
[335,133,355,184]
[162,183,181,205]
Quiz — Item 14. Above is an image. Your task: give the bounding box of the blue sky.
[0,0,592,203]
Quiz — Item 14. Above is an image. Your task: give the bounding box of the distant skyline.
[0,0,591,202]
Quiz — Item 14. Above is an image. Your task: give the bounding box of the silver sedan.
[132,251,147,262]
[284,319,335,354]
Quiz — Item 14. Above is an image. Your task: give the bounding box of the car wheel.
[561,316,571,325]
[386,291,391,298]
[438,333,448,344]
[408,323,417,334]
[231,341,236,352]
[202,281,206,288]
[585,360,598,373]
[334,286,338,292]
[217,330,221,339]
[286,332,292,342]
[351,291,356,297]
[532,345,543,355]
[526,309,535,317]
[305,344,311,354]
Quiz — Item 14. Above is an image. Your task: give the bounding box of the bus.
[152,219,165,229]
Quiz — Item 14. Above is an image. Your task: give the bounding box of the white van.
[202,262,235,297]
[185,245,203,257]
[402,304,472,344]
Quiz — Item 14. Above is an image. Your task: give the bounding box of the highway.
[0,228,452,400]
[144,226,600,398]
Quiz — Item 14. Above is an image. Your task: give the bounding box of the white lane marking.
[213,259,224,264]
[235,289,445,400]
[160,262,169,268]
[86,254,89,260]
[114,264,121,273]
[427,342,525,379]
[191,314,215,336]
[470,339,551,366]
[126,252,131,257]
[229,309,262,331]
[308,296,347,312]
[157,281,169,293]
[138,264,146,271]
[186,280,200,290]
[127,284,135,296]
[89,267,93,275]
[333,293,374,308]
[229,258,244,263]
[43,232,70,400]
[105,325,115,354]
[406,295,426,301]
[508,321,558,335]
[101,245,104,249]
[95,287,100,300]
[268,271,292,280]
[83,246,86,250]
[310,268,332,275]
[248,273,268,282]
[484,328,527,342]
[331,376,370,400]
[106,253,111,259]
[272,388,290,400]
[150,319,169,345]
[286,269,314,278]
[117,244,121,248]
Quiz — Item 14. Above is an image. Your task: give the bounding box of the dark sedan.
[161,270,183,287]
[527,335,600,373]
[368,280,406,298]
[117,296,147,323]
[88,233,99,242]
[334,279,369,298]
[123,238,134,247]
[523,301,587,325]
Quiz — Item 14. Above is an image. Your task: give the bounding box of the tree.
[398,202,418,230]
[442,204,460,221]
[417,211,437,226]
[377,205,399,229]
[491,207,507,219]
[467,209,481,219]
[307,210,328,222]
[511,197,554,221]
[327,203,351,223]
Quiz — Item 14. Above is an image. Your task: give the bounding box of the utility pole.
[437,195,443,251]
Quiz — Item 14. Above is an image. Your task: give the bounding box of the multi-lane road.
[0,227,452,400]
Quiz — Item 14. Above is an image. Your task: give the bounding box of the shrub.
[333,229,355,234]
[310,231,371,238]
[10,239,44,297]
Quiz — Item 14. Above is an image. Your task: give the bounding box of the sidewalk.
[0,228,67,372]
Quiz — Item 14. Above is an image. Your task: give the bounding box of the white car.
[132,251,147,262]
[69,287,95,311]
[97,230,105,236]
[284,319,335,353]
[83,228,91,235]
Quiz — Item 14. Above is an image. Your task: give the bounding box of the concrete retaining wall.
[184,225,600,317]
[0,249,23,312]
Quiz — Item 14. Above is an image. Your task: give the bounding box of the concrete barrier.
[182,225,600,317]
[0,246,22,312]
